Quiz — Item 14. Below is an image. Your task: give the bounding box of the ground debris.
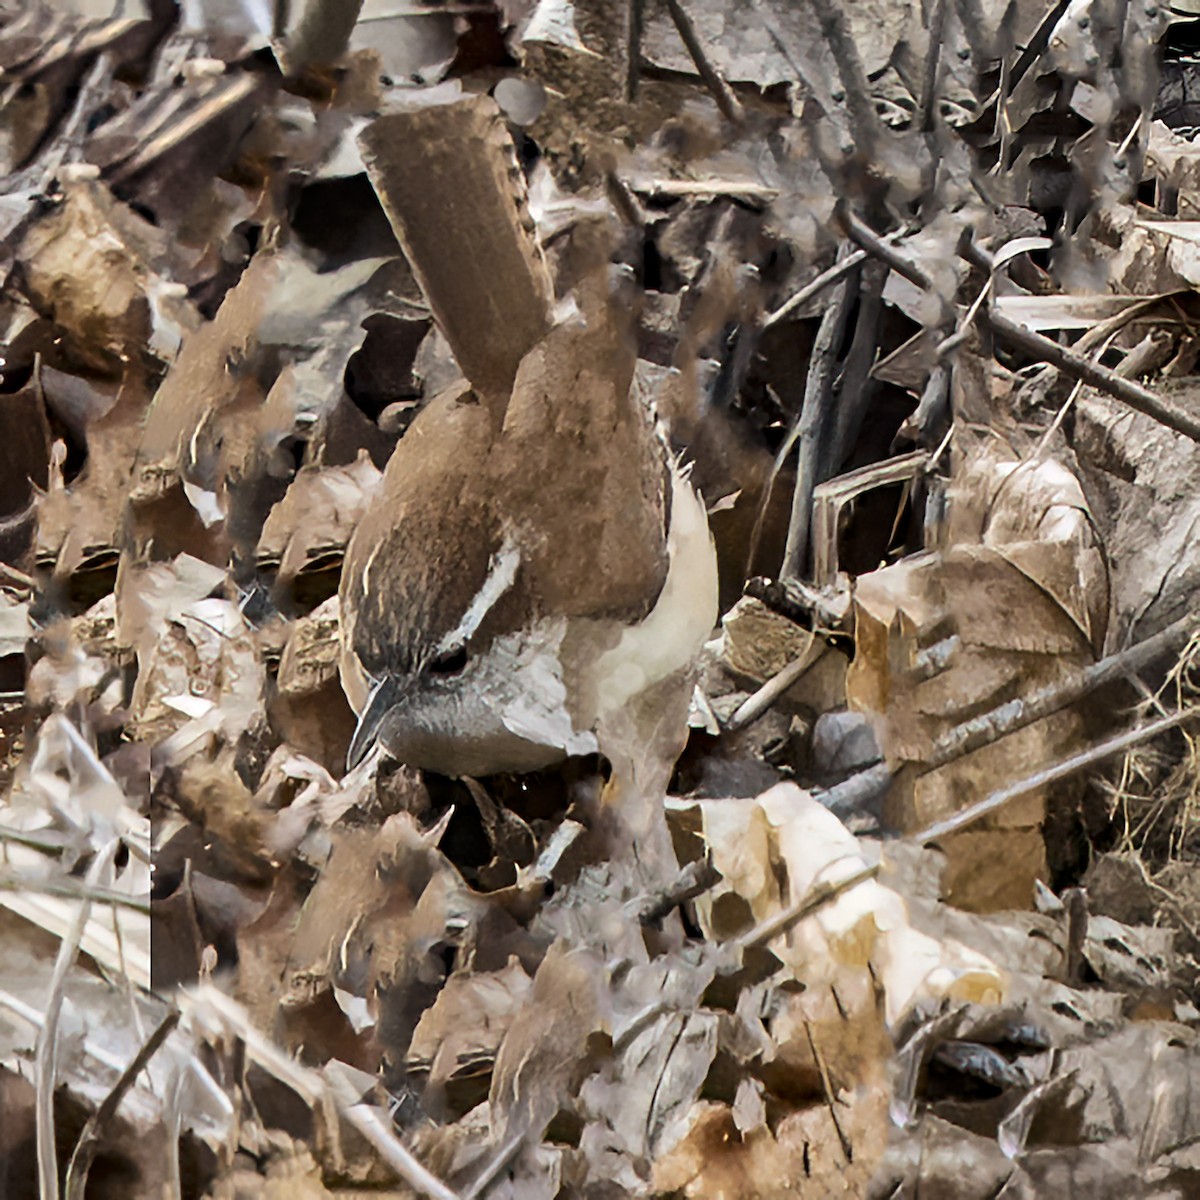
[7,0,1200,1196]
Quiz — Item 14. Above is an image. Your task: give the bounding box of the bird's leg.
[596,668,695,893]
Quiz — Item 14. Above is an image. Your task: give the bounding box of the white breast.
[583,465,719,723]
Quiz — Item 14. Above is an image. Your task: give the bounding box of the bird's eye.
[430,646,468,675]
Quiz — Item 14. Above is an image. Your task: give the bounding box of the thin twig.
[163,1066,186,1200]
[64,1011,181,1200]
[764,229,914,329]
[764,249,869,328]
[935,264,998,359]
[109,883,149,1059]
[626,0,644,101]
[807,0,881,151]
[755,0,855,151]
[901,359,952,448]
[110,76,261,183]
[735,860,882,952]
[819,762,895,821]
[928,419,955,470]
[804,1020,853,1161]
[663,0,743,121]
[605,171,645,229]
[0,990,126,1074]
[0,561,35,588]
[990,53,1012,177]
[917,0,947,132]
[635,857,721,925]
[837,203,933,290]
[725,652,821,733]
[986,310,1200,444]
[930,616,1197,764]
[829,257,887,472]
[910,635,961,682]
[0,825,78,854]
[36,53,114,194]
[0,872,151,914]
[337,1101,466,1200]
[957,241,1200,442]
[462,1133,525,1200]
[179,989,462,1200]
[1029,378,1084,461]
[730,709,1197,961]
[817,614,1198,817]
[1062,888,1088,985]
[36,839,121,1200]
[1002,0,1074,95]
[744,575,852,631]
[915,707,1197,843]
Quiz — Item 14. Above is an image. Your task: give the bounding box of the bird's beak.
[347,675,407,772]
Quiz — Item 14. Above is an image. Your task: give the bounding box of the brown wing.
[495,299,671,627]
[343,281,671,716]
[340,384,500,682]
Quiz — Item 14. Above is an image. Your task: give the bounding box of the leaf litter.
[5,0,1200,1196]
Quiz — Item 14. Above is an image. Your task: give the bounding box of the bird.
[339,274,719,779]
[337,95,719,782]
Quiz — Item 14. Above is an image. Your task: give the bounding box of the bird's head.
[341,526,599,778]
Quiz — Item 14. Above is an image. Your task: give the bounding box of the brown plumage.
[339,282,699,776]
[339,95,716,778]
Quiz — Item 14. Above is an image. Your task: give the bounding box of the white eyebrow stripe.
[436,536,521,655]
[361,540,384,608]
